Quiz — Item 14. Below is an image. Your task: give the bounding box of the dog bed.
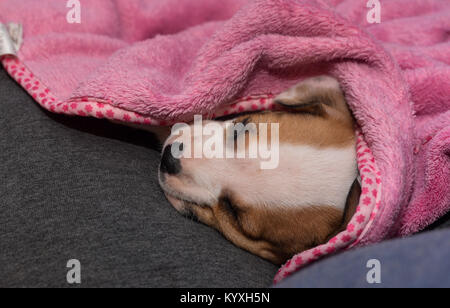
[1,0,449,283]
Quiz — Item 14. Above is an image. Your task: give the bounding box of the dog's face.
[159,76,360,264]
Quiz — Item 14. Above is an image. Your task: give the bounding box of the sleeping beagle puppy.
[158,76,360,264]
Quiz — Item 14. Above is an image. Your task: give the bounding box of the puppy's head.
[159,76,360,264]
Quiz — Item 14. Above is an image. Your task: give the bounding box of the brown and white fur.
[150,76,359,265]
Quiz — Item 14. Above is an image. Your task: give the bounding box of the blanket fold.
[1,0,449,282]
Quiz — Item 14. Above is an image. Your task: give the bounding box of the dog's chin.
[164,192,188,213]
[160,180,191,211]
[159,172,185,212]
[161,184,198,215]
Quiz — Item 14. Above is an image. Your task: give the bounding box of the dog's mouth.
[160,178,198,209]
[164,192,202,222]
[159,170,216,215]
[159,175,199,214]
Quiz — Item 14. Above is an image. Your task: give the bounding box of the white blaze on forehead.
[222,144,357,210]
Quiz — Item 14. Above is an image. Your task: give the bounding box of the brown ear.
[274,75,354,124]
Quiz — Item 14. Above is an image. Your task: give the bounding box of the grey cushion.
[0,67,277,287]
[276,228,450,288]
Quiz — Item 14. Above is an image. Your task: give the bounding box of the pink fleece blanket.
[1,0,449,283]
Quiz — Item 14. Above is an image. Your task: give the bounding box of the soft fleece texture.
[1,0,449,282]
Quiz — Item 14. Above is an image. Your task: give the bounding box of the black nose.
[160,143,182,175]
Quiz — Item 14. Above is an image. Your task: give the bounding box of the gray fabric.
[0,67,277,287]
[276,229,450,288]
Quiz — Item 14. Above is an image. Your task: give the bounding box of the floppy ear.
[274,75,353,122]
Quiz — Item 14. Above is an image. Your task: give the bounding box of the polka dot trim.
[273,129,382,284]
[1,55,278,125]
